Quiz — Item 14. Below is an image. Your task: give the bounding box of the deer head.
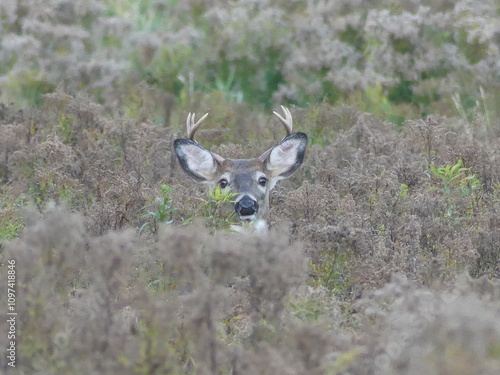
[173,106,307,231]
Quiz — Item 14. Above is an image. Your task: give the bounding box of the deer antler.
[185,112,225,163]
[186,112,209,142]
[259,106,295,162]
[272,105,293,137]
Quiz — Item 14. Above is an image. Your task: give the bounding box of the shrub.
[1,0,499,123]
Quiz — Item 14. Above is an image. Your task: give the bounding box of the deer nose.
[235,196,258,216]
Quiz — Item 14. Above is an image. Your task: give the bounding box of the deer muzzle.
[235,195,258,218]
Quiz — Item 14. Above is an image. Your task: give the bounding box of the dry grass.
[0,94,500,374]
[1,1,500,373]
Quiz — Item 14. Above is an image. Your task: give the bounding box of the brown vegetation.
[1,94,500,373]
[1,1,499,373]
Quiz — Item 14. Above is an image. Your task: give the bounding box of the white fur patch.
[231,219,267,234]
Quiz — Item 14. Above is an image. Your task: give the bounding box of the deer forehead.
[220,159,265,174]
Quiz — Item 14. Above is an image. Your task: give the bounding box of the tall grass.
[1,0,498,123]
[0,1,500,373]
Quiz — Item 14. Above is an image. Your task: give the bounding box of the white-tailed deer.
[173,106,307,232]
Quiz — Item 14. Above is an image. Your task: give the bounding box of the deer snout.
[235,195,258,217]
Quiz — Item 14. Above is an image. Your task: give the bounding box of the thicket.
[1,0,499,123]
[1,93,500,373]
[1,0,500,374]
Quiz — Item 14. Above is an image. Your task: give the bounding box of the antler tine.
[272,105,293,137]
[259,106,295,162]
[186,112,209,142]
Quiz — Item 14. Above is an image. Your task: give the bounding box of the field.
[1,1,500,374]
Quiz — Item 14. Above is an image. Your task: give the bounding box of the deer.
[173,106,307,232]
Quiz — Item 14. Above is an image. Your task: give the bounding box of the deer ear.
[263,132,307,179]
[173,139,222,183]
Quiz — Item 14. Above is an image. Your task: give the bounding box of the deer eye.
[258,176,268,187]
[218,179,228,189]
